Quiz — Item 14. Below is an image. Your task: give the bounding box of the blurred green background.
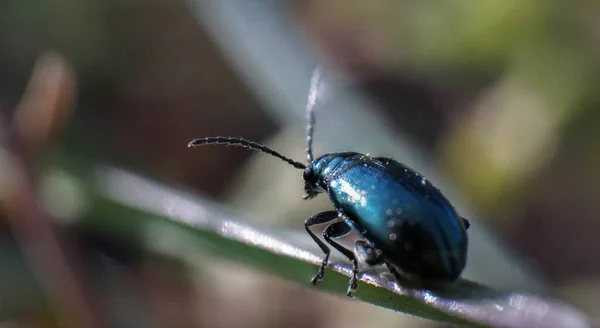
[0,0,599,327]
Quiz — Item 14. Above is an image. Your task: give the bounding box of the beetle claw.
[346,279,357,297]
[311,268,324,285]
[346,264,359,297]
[311,254,329,285]
[311,275,323,285]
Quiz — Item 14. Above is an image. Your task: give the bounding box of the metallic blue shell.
[312,152,468,281]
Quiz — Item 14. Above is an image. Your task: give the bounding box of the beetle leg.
[355,240,385,266]
[323,221,360,297]
[327,219,353,238]
[304,211,339,285]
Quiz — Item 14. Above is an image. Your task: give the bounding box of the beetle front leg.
[304,211,339,285]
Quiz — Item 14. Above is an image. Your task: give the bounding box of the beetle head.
[303,165,321,199]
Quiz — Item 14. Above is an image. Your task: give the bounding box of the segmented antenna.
[188,136,306,170]
[305,65,323,164]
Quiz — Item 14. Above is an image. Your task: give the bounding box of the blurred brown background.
[0,0,599,327]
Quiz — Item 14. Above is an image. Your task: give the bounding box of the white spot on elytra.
[389,233,397,241]
[396,208,403,215]
[385,209,393,216]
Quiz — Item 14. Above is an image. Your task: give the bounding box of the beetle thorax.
[303,152,361,199]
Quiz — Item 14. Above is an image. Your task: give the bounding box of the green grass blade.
[85,167,591,328]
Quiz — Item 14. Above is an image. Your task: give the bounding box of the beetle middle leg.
[304,211,339,285]
[323,221,360,297]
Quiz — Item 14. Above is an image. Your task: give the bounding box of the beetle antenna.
[188,136,306,170]
[305,65,323,164]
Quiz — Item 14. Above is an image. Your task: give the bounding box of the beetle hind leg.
[355,240,384,266]
[460,217,471,230]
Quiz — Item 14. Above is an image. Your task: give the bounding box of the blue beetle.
[188,67,469,297]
